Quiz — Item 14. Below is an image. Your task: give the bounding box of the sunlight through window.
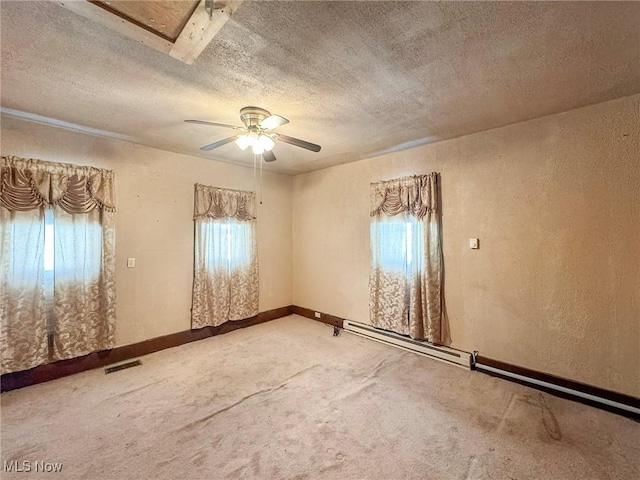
[44,211,54,272]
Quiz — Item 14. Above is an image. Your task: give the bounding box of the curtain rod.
[194,183,256,195]
[370,172,438,186]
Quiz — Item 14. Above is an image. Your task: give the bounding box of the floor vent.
[104,359,142,374]
[343,320,472,369]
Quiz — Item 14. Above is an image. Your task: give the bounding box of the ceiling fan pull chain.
[260,154,264,205]
[253,152,257,192]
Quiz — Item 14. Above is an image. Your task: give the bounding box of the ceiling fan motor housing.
[240,106,271,129]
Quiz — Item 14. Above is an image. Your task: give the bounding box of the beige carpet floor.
[1,315,638,479]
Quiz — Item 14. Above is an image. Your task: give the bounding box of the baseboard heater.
[474,361,640,417]
[342,320,472,370]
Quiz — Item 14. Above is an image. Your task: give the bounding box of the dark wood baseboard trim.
[475,355,640,420]
[292,305,344,328]
[0,305,294,393]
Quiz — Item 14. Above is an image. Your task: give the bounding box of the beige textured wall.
[1,117,293,347]
[292,95,640,397]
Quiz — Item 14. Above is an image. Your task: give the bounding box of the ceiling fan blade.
[200,136,238,151]
[259,114,289,131]
[263,150,277,162]
[185,120,244,130]
[275,134,321,152]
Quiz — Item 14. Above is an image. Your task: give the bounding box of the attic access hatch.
[56,0,244,64]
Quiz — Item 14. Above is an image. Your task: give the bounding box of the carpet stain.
[496,393,518,434]
[250,451,262,475]
[337,381,378,403]
[291,473,310,480]
[155,456,178,469]
[110,379,167,400]
[6,443,43,461]
[522,393,562,441]
[191,450,207,466]
[365,358,390,379]
[362,353,409,381]
[175,364,321,432]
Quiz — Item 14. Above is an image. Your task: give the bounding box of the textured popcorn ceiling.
[1,1,639,174]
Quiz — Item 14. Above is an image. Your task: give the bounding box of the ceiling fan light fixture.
[252,144,265,155]
[235,134,250,150]
[186,106,321,159]
[246,131,260,147]
[258,134,275,152]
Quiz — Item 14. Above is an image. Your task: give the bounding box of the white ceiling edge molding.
[0,107,290,175]
[363,136,441,160]
[1,107,139,144]
[53,0,245,65]
[292,136,443,175]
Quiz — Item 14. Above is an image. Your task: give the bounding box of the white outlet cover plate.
[469,238,479,249]
[127,257,136,268]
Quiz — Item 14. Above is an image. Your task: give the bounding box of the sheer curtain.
[52,205,116,361]
[0,207,49,373]
[191,184,258,329]
[0,156,116,374]
[369,173,446,343]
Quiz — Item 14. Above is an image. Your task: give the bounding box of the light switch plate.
[127,258,136,268]
[469,238,479,249]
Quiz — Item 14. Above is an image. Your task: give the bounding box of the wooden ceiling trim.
[54,0,243,64]
[169,0,245,65]
[54,0,173,53]
[88,0,200,42]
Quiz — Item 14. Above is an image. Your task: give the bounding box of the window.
[1,156,116,375]
[369,174,444,343]
[44,209,54,272]
[191,184,259,329]
[370,218,422,271]
[44,209,55,337]
[200,219,253,270]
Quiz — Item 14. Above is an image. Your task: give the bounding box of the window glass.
[371,219,409,271]
[199,219,252,270]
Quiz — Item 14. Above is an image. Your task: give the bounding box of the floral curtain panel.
[369,173,446,343]
[0,156,116,374]
[191,184,258,329]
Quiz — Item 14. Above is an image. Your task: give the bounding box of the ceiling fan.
[185,107,321,162]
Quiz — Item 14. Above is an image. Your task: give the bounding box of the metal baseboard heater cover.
[343,320,472,370]
[474,362,640,417]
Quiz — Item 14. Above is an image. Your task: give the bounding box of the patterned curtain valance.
[0,156,116,213]
[370,173,438,219]
[194,183,256,221]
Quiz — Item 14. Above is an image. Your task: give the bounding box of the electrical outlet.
[314,312,321,318]
[469,238,479,249]
[127,257,136,268]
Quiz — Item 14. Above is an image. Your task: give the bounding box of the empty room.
[1,1,639,479]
